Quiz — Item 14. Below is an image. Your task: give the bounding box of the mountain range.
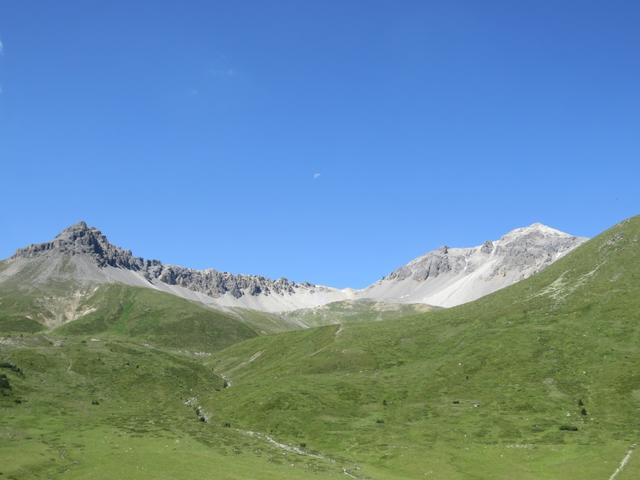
[0,221,586,326]
[2,215,639,480]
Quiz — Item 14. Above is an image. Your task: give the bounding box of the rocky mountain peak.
[4,220,587,311]
[10,222,313,300]
[499,223,570,243]
[382,224,586,285]
[12,221,146,270]
[55,220,91,238]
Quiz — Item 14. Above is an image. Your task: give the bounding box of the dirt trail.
[236,429,365,479]
[238,429,325,459]
[608,444,636,480]
[209,369,366,478]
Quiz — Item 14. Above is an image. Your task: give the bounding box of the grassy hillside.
[203,216,640,478]
[53,284,258,351]
[280,299,437,329]
[0,265,259,351]
[0,257,85,333]
[0,287,51,333]
[230,300,437,335]
[226,307,307,334]
[0,335,352,479]
[2,216,639,479]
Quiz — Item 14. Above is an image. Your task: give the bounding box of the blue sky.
[0,1,638,287]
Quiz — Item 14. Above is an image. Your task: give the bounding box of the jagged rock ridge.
[4,220,588,312]
[12,222,313,300]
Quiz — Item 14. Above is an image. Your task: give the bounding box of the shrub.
[559,425,578,431]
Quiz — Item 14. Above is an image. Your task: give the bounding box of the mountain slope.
[1,221,586,319]
[203,215,640,478]
[0,336,350,480]
[2,221,349,313]
[0,215,636,479]
[361,223,587,306]
[279,299,438,329]
[0,253,259,351]
[53,284,259,351]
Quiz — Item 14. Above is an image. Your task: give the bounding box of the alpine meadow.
[1,2,639,479]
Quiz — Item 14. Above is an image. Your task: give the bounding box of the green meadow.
[2,216,640,478]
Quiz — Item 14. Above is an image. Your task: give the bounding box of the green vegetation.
[54,284,258,351]
[0,278,75,334]
[280,299,437,329]
[0,254,259,350]
[229,300,436,335]
[2,216,640,478]
[0,336,349,479]
[226,307,301,335]
[203,216,640,478]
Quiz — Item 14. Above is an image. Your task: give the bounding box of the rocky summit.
[362,223,588,307]
[11,221,311,300]
[4,221,587,312]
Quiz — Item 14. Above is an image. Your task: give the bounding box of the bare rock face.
[480,240,494,254]
[13,221,145,269]
[387,247,461,282]
[11,222,305,299]
[363,223,588,307]
[383,224,585,284]
[145,264,299,299]
[489,224,586,278]
[7,220,588,311]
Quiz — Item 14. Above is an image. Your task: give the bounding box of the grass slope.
[230,300,437,335]
[2,216,639,479]
[0,335,350,479]
[281,299,437,329]
[203,216,640,478]
[0,272,83,334]
[53,284,258,351]
[0,276,259,352]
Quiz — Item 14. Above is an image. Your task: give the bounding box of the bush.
[0,374,11,389]
[559,425,578,431]
[0,362,24,377]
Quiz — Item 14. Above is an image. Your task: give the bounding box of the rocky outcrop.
[13,221,154,270]
[7,220,588,311]
[145,264,302,298]
[386,246,462,282]
[12,222,311,300]
[383,223,585,284]
[361,223,588,307]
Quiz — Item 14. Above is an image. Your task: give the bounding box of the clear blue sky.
[1,1,638,287]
